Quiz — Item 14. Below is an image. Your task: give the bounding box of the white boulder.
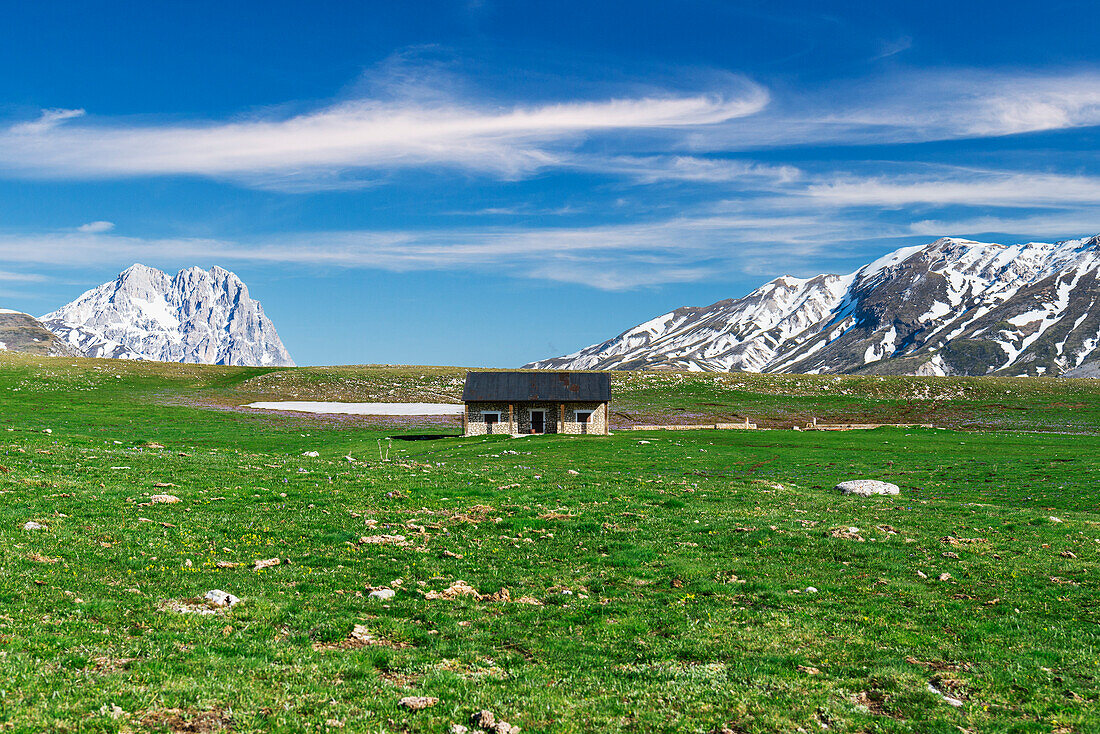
[835,480,900,497]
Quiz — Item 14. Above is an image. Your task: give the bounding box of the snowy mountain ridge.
[526,235,1100,377]
[40,264,294,367]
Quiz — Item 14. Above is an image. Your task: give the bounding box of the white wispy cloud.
[804,169,1100,207]
[77,220,115,233]
[0,213,847,291]
[0,89,768,184]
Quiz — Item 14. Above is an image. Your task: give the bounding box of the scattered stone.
[450,725,469,734]
[1049,516,1063,523]
[22,521,45,531]
[835,479,900,497]
[313,624,409,651]
[927,681,964,707]
[441,550,464,559]
[345,455,356,462]
[99,703,126,720]
[423,580,512,602]
[471,711,496,729]
[917,571,928,579]
[828,526,864,541]
[398,696,438,711]
[253,557,282,570]
[43,429,52,434]
[27,551,59,563]
[160,590,239,616]
[359,534,412,546]
[144,442,165,449]
[938,573,952,582]
[215,560,242,569]
[205,590,240,608]
[1060,551,1077,559]
[369,588,396,601]
[942,551,959,559]
[566,469,580,475]
[513,596,543,605]
[302,451,319,457]
[797,665,821,675]
[183,559,193,568]
[152,482,177,488]
[150,494,181,504]
[804,586,818,593]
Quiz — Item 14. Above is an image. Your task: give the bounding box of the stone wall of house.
[464,401,516,436]
[560,401,608,435]
[464,401,608,436]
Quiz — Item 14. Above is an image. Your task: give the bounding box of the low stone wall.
[631,422,757,431]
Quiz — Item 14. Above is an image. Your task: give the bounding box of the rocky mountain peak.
[40,264,294,366]
[527,233,1100,377]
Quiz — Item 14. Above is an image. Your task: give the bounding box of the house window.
[575,410,593,435]
[530,409,546,434]
[483,411,502,434]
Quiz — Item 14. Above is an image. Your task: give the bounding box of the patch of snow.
[246,401,464,415]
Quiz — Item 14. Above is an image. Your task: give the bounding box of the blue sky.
[3,0,1100,366]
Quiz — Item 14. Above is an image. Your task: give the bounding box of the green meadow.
[1,354,1098,733]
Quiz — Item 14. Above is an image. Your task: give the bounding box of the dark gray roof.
[462,371,610,402]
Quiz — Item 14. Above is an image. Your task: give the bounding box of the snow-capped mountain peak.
[41,264,294,366]
[526,234,1100,377]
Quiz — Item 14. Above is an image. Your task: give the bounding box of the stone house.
[462,371,611,436]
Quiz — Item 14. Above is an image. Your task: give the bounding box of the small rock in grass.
[805,586,818,593]
[398,696,438,711]
[369,588,396,601]
[797,665,821,675]
[1049,516,1063,523]
[835,480,900,497]
[253,557,282,570]
[43,429,52,434]
[22,521,45,531]
[150,494,181,504]
[302,451,319,458]
[938,573,951,582]
[450,726,469,734]
[204,590,240,608]
[917,571,928,579]
[470,711,496,729]
[566,469,580,475]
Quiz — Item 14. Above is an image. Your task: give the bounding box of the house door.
[531,410,545,434]
[484,412,501,434]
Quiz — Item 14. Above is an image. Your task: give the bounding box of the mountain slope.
[41,264,294,366]
[0,309,83,357]
[526,235,1100,377]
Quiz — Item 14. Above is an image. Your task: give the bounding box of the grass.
[1,353,1098,732]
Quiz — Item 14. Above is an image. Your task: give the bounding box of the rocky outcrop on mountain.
[40,264,294,366]
[526,235,1100,377]
[0,309,83,357]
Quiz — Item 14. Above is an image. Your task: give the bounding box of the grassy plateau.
[0,354,1098,733]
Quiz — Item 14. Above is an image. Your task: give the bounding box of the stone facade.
[464,400,608,436]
